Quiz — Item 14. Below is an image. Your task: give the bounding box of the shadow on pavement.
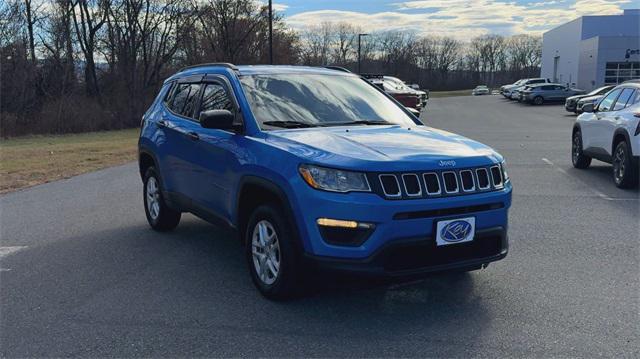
[2,217,493,356]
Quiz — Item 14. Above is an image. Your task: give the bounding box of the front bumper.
[304,226,507,276]
[289,179,512,262]
[565,101,577,112]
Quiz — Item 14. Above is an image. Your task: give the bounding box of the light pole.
[357,33,369,74]
[268,0,273,64]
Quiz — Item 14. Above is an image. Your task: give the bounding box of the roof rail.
[360,73,384,79]
[324,66,352,73]
[179,62,238,72]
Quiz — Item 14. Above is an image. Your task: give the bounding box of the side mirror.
[199,109,235,130]
[582,103,595,113]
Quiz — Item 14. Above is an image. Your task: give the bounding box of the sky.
[271,0,635,39]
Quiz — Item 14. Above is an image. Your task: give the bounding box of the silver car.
[521,84,585,105]
[472,85,490,95]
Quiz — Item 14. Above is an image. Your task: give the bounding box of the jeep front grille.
[374,165,504,200]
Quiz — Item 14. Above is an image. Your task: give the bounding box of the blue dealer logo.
[440,220,472,242]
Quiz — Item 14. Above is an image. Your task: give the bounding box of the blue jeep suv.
[139,63,511,299]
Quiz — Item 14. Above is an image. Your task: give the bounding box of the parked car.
[520,83,585,105]
[472,85,490,95]
[565,85,615,113]
[501,78,550,98]
[384,76,428,108]
[364,75,421,110]
[572,81,640,188]
[139,63,512,299]
[509,85,528,100]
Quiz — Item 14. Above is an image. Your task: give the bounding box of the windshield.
[239,74,416,129]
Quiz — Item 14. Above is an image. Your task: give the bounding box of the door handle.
[186,131,200,141]
[157,119,168,128]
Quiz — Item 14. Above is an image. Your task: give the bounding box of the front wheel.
[572,130,591,169]
[143,167,181,231]
[612,141,639,189]
[245,204,301,300]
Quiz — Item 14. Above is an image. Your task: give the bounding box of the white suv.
[572,81,640,188]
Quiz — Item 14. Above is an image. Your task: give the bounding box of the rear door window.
[181,84,202,118]
[168,84,190,115]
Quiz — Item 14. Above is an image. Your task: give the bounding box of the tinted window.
[168,84,190,115]
[181,84,201,118]
[541,85,554,90]
[200,83,233,113]
[613,88,634,110]
[530,79,545,84]
[554,85,565,90]
[598,89,622,112]
[240,74,416,129]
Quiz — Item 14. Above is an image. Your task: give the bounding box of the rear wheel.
[143,167,181,231]
[572,130,591,169]
[533,96,544,105]
[612,141,639,188]
[245,204,301,300]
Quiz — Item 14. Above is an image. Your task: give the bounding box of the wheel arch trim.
[235,175,305,252]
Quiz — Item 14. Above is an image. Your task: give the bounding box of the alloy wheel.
[572,133,581,164]
[613,145,626,184]
[251,220,281,285]
[146,176,161,220]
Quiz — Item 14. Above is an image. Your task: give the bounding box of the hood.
[567,93,590,101]
[265,125,501,171]
[578,95,603,103]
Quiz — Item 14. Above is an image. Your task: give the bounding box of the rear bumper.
[304,226,508,277]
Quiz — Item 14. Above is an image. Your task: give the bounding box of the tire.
[245,204,301,300]
[143,167,181,231]
[533,96,544,105]
[572,130,591,169]
[612,141,639,189]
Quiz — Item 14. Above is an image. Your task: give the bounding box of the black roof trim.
[179,62,238,72]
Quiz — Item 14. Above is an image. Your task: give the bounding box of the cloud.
[285,0,631,39]
[257,1,289,12]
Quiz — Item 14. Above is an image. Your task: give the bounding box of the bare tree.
[331,22,358,65]
[72,0,110,98]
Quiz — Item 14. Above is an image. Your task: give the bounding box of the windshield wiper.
[324,120,391,127]
[263,120,319,129]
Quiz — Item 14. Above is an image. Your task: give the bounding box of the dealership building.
[540,9,640,91]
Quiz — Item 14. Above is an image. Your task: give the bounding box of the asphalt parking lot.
[1,95,638,357]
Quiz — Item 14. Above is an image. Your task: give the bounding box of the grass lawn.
[429,89,474,98]
[0,129,139,194]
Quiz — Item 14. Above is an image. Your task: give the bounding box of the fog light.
[316,218,375,246]
[317,218,372,229]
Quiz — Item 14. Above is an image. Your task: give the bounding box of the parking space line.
[0,246,28,272]
[541,158,637,201]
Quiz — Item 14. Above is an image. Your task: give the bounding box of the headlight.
[299,164,371,193]
[501,161,509,183]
